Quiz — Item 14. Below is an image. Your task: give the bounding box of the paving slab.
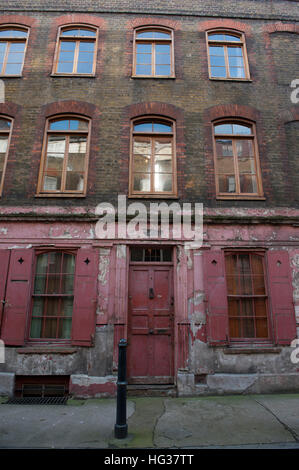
[154,396,296,448]
[0,399,135,448]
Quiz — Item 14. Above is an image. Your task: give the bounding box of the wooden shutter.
[0,250,10,331]
[71,248,98,346]
[203,251,229,346]
[267,250,296,345]
[1,249,33,346]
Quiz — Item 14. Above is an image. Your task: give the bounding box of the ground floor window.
[225,252,269,340]
[30,251,76,339]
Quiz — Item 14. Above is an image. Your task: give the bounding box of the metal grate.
[4,396,68,405]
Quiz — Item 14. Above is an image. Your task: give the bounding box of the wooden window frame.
[206,29,250,81]
[0,25,29,77]
[212,118,264,200]
[27,249,77,343]
[129,116,177,198]
[0,115,13,197]
[36,114,91,197]
[224,250,272,343]
[52,24,98,76]
[132,26,175,78]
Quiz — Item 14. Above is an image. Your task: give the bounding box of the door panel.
[128,264,174,384]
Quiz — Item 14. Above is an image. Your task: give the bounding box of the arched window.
[0,116,13,196]
[207,30,250,80]
[29,251,76,339]
[53,25,98,75]
[213,120,263,198]
[133,27,174,77]
[130,118,177,196]
[37,116,90,196]
[0,26,29,76]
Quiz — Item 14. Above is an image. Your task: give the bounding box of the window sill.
[131,75,176,79]
[223,347,281,354]
[35,193,86,198]
[18,347,77,354]
[0,75,22,78]
[216,195,266,201]
[128,194,178,199]
[209,78,252,82]
[50,74,96,78]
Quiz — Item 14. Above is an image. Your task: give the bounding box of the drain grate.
[4,396,68,405]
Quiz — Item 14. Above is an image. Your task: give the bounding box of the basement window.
[14,375,70,398]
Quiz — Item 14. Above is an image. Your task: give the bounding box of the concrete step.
[127,384,177,397]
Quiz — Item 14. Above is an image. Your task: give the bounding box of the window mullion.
[2,42,10,74]
[224,45,230,78]
[74,41,79,74]
[152,42,155,76]
[61,135,69,192]
[232,139,240,194]
[151,137,155,192]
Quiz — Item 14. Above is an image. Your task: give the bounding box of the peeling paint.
[98,256,109,285]
[116,244,126,259]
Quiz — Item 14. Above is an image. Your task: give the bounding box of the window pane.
[228,56,244,67]
[236,139,254,157]
[215,124,233,135]
[136,64,151,75]
[155,52,170,65]
[136,43,152,53]
[47,136,66,153]
[9,43,25,53]
[46,154,64,171]
[155,139,172,172]
[133,173,150,191]
[229,67,245,78]
[43,174,62,191]
[137,31,154,38]
[78,29,96,37]
[154,173,172,192]
[133,137,151,172]
[210,55,225,66]
[217,156,234,174]
[67,154,85,172]
[153,122,172,132]
[79,41,95,52]
[216,139,233,156]
[0,119,10,130]
[210,67,226,78]
[5,63,22,74]
[49,120,69,131]
[60,41,76,51]
[35,253,48,274]
[238,158,256,174]
[232,124,251,135]
[65,172,84,191]
[209,46,225,56]
[134,122,153,132]
[61,29,80,36]
[219,174,236,193]
[208,34,226,41]
[240,174,257,193]
[133,154,151,172]
[69,136,87,154]
[0,135,8,154]
[227,46,243,56]
[58,50,75,62]
[0,29,27,38]
[224,34,241,42]
[77,61,93,73]
[155,44,170,54]
[238,254,252,295]
[137,53,151,64]
[57,61,73,73]
[155,64,171,75]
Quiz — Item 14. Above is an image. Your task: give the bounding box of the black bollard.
[114,338,128,439]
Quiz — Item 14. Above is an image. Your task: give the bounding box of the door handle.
[149,287,154,299]
[149,329,154,335]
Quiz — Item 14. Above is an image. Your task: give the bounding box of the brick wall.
[0,3,297,209]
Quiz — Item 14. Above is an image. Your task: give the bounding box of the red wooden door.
[128,264,174,384]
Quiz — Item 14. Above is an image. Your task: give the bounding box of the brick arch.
[43,100,98,120]
[204,104,261,123]
[119,101,185,197]
[198,19,252,36]
[264,23,299,35]
[0,15,38,29]
[279,106,299,124]
[128,17,181,31]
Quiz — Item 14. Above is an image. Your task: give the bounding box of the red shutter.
[203,251,229,346]
[0,250,10,330]
[267,250,296,345]
[1,249,33,346]
[71,248,98,346]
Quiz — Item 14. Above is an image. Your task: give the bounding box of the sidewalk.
[0,394,298,449]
